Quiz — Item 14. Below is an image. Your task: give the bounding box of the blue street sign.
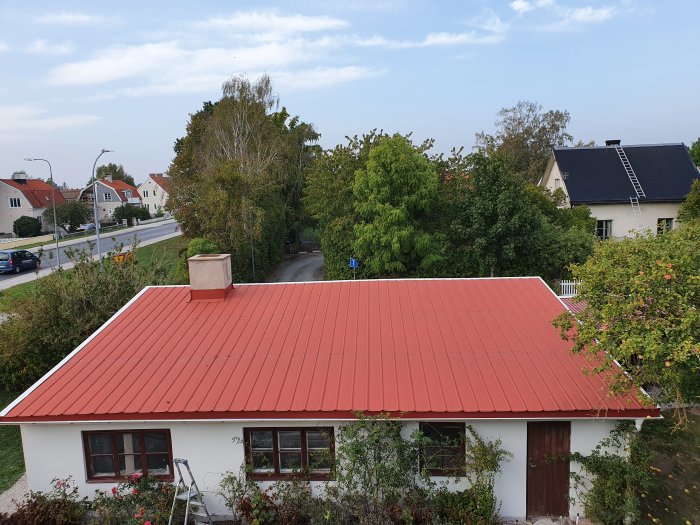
[349,257,358,269]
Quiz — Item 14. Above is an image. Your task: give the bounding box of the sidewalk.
[0,230,181,291]
[26,218,176,255]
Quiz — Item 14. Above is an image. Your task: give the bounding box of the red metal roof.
[560,296,587,315]
[1,278,658,422]
[0,179,66,209]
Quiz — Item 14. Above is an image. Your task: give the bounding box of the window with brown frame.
[82,430,173,482]
[420,422,466,476]
[244,428,334,480]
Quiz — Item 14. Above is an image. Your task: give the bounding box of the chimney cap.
[605,139,621,146]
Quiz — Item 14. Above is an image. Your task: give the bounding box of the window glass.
[657,218,673,234]
[420,422,465,475]
[84,430,171,481]
[596,220,612,240]
[246,428,334,478]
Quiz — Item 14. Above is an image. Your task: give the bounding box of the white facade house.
[541,141,699,239]
[138,173,170,215]
[79,177,142,223]
[1,257,659,520]
[0,171,65,235]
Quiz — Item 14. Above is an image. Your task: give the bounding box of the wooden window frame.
[657,218,673,234]
[9,198,21,208]
[244,427,334,481]
[419,422,466,477]
[596,219,612,240]
[82,429,174,483]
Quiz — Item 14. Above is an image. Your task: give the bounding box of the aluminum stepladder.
[168,458,215,525]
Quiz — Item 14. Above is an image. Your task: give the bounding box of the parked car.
[78,223,96,232]
[0,250,41,274]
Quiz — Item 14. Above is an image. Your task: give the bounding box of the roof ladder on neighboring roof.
[168,459,226,524]
[630,196,647,232]
[614,144,646,198]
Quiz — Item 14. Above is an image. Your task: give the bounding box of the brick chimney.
[188,254,233,300]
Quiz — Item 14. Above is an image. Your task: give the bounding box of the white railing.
[559,279,579,297]
[127,197,141,205]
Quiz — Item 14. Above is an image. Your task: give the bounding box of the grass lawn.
[0,390,24,494]
[0,235,188,312]
[640,409,700,525]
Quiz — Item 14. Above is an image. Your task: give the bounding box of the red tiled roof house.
[0,171,65,235]
[0,255,659,519]
[138,173,170,216]
[79,176,142,224]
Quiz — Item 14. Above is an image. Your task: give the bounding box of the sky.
[0,0,697,188]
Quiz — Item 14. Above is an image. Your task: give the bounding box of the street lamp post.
[24,157,60,267]
[92,149,113,268]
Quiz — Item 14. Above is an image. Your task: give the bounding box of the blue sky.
[0,0,697,187]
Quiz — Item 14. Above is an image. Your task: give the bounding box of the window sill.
[247,473,333,482]
[85,474,174,484]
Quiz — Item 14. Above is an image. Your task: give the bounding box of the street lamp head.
[101,149,113,154]
[24,157,34,161]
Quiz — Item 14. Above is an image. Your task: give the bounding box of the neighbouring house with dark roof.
[541,141,699,239]
[79,176,142,223]
[58,187,82,202]
[137,173,170,215]
[0,171,65,235]
[0,254,659,519]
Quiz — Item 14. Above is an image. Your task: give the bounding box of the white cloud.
[275,66,381,89]
[353,13,508,48]
[510,1,534,14]
[34,11,111,26]
[26,39,74,56]
[0,42,8,52]
[0,105,98,141]
[198,11,347,34]
[540,5,618,31]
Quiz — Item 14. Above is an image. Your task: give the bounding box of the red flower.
[134,508,145,518]
[145,522,152,525]
[111,487,117,495]
[664,274,672,280]
[132,488,138,495]
[131,472,143,482]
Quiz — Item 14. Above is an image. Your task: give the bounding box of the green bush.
[0,477,87,525]
[570,422,654,525]
[87,474,183,525]
[12,216,42,237]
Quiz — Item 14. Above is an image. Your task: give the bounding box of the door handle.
[529,464,536,468]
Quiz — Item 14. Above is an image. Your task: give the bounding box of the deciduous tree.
[677,179,700,223]
[42,201,90,233]
[353,134,442,276]
[94,163,136,187]
[553,224,700,423]
[475,100,574,183]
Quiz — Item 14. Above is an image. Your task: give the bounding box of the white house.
[79,177,142,223]
[0,171,65,235]
[138,173,170,215]
[0,257,659,520]
[541,141,699,239]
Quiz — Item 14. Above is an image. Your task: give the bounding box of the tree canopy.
[677,179,700,223]
[475,100,574,183]
[42,201,90,233]
[689,137,700,166]
[168,75,319,281]
[553,223,700,424]
[94,163,136,187]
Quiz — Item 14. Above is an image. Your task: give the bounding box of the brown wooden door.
[526,421,571,517]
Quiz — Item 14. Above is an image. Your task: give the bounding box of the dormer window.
[103,193,112,201]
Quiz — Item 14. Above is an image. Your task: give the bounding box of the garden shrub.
[12,216,42,238]
[87,473,185,525]
[0,477,87,525]
[569,422,654,525]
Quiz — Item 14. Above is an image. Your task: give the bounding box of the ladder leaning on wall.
[614,144,647,232]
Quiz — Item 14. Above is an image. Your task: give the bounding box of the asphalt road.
[266,251,324,282]
[0,221,179,285]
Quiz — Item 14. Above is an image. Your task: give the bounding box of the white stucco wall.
[586,202,681,239]
[138,178,169,215]
[20,418,624,519]
[0,182,47,235]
